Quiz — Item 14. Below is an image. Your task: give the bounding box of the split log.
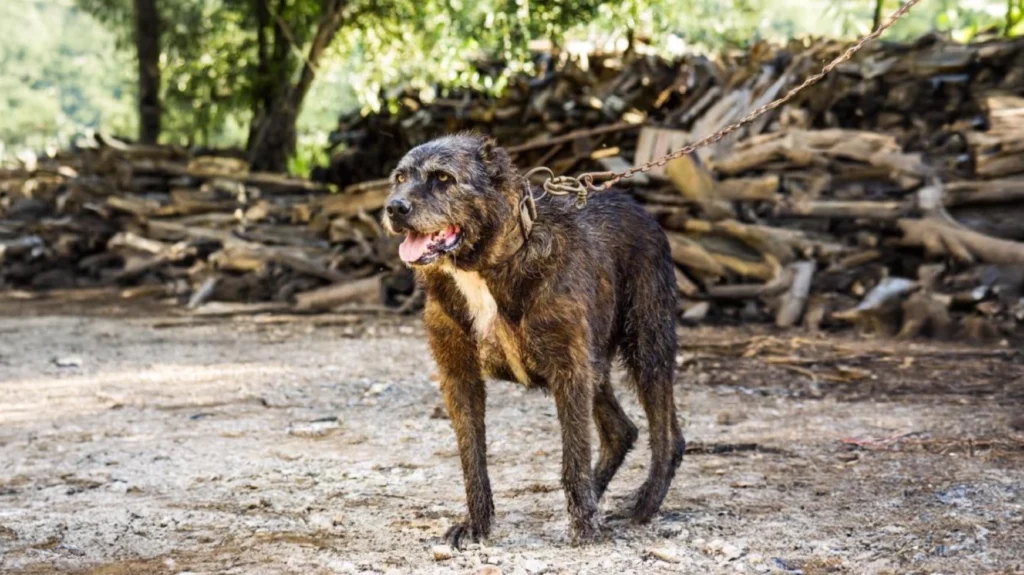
[778,200,909,221]
[775,261,816,327]
[129,158,329,193]
[294,275,382,311]
[317,187,390,218]
[897,218,1024,265]
[705,267,793,299]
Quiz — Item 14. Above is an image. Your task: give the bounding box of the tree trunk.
[247,0,292,150]
[1007,0,1022,36]
[872,0,885,31]
[247,0,347,172]
[133,0,161,144]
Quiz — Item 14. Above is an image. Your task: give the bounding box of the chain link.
[532,0,924,203]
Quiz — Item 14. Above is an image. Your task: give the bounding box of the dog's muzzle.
[385,198,413,229]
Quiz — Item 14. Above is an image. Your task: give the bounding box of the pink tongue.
[399,232,433,263]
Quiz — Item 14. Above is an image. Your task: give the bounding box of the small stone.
[432,545,454,561]
[721,542,744,561]
[307,513,334,531]
[288,420,341,439]
[365,382,392,397]
[53,355,83,368]
[475,567,502,575]
[704,539,746,561]
[647,546,681,563]
[107,481,130,495]
[658,524,686,538]
[521,558,547,574]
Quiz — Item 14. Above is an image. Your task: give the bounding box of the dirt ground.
[1,298,1023,575]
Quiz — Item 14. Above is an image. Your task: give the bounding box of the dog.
[382,133,685,547]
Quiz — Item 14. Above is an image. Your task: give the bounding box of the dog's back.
[530,190,678,371]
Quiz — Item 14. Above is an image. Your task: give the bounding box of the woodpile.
[0,136,413,313]
[3,34,1024,339]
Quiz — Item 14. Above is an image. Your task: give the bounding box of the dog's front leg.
[552,364,601,544]
[426,304,493,549]
[440,371,492,548]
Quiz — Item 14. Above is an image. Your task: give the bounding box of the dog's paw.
[569,514,604,546]
[611,483,662,523]
[444,520,487,550]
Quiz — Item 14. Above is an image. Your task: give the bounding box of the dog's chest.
[446,268,531,386]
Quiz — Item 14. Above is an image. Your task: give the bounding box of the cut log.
[294,275,382,311]
[777,200,909,220]
[897,218,1024,265]
[775,261,816,328]
[318,188,390,218]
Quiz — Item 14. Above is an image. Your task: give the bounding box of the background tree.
[133,0,161,143]
[6,0,1022,168]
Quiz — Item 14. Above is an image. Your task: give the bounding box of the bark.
[1007,0,1020,36]
[248,0,292,150]
[133,0,161,144]
[247,0,348,172]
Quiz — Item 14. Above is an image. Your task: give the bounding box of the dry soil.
[1,301,1022,574]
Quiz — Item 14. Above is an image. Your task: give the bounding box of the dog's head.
[382,133,522,270]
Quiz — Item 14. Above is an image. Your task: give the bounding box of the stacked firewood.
[2,34,1023,339]
[0,136,410,313]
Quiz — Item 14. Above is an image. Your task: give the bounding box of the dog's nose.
[386,198,412,218]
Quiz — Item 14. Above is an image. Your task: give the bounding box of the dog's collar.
[479,186,536,270]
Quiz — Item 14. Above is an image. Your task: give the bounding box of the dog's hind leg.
[592,367,638,502]
[552,365,602,544]
[620,275,685,522]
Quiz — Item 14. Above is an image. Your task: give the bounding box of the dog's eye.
[396,174,406,183]
[436,173,449,182]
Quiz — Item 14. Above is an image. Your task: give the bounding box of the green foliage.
[158,0,255,147]
[4,0,1024,166]
[0,0,136,157]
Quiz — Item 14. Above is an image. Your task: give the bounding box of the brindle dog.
[382,133,685,547]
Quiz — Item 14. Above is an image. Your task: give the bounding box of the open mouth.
[398,225,462,265]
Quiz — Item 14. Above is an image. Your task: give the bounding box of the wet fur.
[383,134,685,547]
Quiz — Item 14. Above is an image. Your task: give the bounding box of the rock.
[658,524,689,539]
[704,539,746,561]
[721,542,744,561]
[288,420,342,439]
[432,545,454,561]
[53,355,83,368]
[647,546,681,563]
[475,567,502,575]
[521,558,547,574]
[365,382,392,397]
[307,513,334,531]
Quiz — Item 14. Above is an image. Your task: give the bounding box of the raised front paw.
[444,518,489,550]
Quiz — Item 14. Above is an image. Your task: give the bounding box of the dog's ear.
[479,136,509,182]
[479,136,496,166]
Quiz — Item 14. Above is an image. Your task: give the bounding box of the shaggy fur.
[382,133,685,547]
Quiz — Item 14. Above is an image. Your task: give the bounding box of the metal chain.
[533,0,924,207]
